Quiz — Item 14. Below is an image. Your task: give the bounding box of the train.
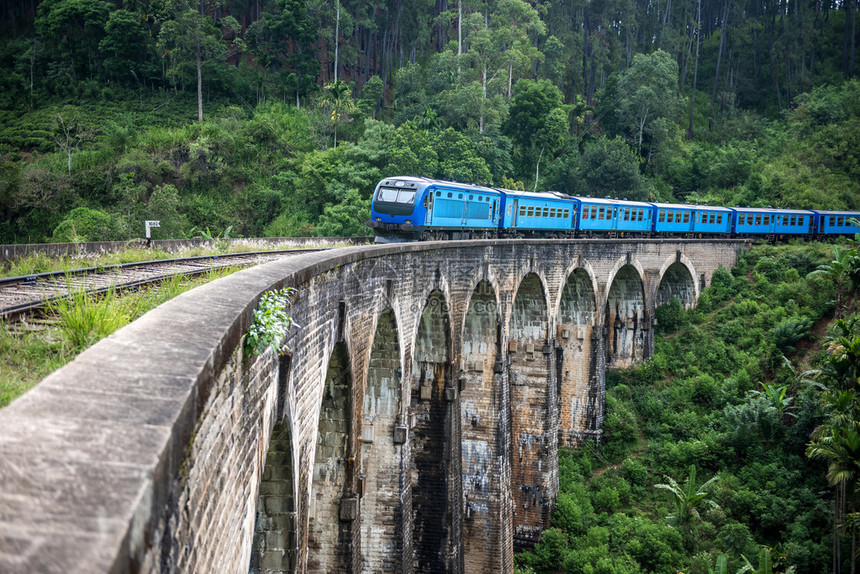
[367,176,860,242]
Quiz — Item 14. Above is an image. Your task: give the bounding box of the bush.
[51,206,120,242]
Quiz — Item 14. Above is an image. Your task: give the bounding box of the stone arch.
[657,259,697,309]
[556,268,599,447]
[510,273,549,342]
[460,280,510,572]
[508,272,555,548]
[360,309,404,573]
[308,341,352,572]
[411,289,452,573]
[604,264,646,368]
[250,413,297,573]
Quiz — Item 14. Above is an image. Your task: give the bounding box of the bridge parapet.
[0,239,746,573]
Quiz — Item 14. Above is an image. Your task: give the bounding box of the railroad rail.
[0,249,322,320]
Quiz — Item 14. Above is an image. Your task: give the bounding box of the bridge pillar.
[359,309,405,573]
[507,273,557,550]
[410,289,462,573]
[307,342,354,572]
[556,268,599,447]
[459,280,513,572]
[251,416,298,574]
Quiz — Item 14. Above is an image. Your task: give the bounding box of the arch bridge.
[0,239,745,574]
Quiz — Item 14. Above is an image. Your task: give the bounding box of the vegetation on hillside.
[515,239,860,573]
[0,0,858,243]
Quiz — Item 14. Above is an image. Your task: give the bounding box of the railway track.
[0,249,321,321]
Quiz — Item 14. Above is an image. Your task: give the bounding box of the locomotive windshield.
[378,187,416,204]
[374,185,418,216]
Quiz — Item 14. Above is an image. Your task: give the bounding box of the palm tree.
[321,80,355,149]
[655,465,720,549]
[808,425,860,574]
[810,245,860,318]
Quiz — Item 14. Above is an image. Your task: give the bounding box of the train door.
[425,189,434,224]
[512,199,519,228]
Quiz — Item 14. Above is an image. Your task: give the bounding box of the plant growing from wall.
[244,287,297,357]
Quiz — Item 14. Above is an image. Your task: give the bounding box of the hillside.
[517,240,860,574]
[0,1,858,243]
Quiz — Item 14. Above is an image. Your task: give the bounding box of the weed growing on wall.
[244,287,297,357]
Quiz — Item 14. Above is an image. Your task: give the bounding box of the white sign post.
[145,220,161,245]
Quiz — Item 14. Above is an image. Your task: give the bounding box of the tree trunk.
[480,66,486,132]
[334,1,340,83]
[29,36,35,110]
[659,0,671,48]
[851,0,857,77]
[197,37,203,122]
[770,51,783,111]
[638,109,647,151]
[687,0,701,140]
[708,0,728,131]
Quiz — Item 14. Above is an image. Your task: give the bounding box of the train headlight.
[375,217,381,221]
[405,219,412,224]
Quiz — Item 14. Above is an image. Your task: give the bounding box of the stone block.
[339,496,358,521]
[393,425,408,444]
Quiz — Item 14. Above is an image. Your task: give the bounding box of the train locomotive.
[366,175,860,242]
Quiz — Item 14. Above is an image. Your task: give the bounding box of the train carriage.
[651,203,733,235]
[733,207,808,237]
[578,198,652,236]
[500,190,578,236]
[816,211,860,236]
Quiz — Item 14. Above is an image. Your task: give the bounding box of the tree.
[157,1,240,122]
[807,313,860,574]
[462,0,545,132]
[580,136,644,200]
[810,245,860,318]
[320,80,356,149]
[616,50,684,154]
[262,0,320,108]
[504,79,569,184]
[98,10,151,85]
[35,0,112,83]
[655,465,720,549]
[53,111,92,175]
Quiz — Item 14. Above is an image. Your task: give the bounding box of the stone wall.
[0,239,746,574]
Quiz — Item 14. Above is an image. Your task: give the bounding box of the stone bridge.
[0,239,745,574]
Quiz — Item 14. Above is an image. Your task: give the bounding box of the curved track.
[0,249,322,320]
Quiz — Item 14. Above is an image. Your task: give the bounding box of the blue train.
[367,176,860,242]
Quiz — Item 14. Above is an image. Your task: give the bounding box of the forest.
[510,237,860,573]
[1,1,860,573]
[0,0,858,243]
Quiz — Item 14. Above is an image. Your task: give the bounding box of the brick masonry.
[0,239,745,574]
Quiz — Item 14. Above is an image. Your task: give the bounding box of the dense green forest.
[0,0,858,242]
[517,239,860,574]
[1,3,860,572]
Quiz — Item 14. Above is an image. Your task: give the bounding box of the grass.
[0,266,240,408]
[0,242,327,279]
